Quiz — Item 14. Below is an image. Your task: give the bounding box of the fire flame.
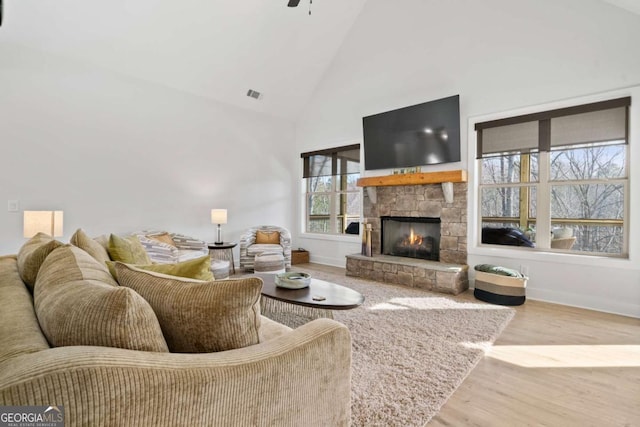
[403,227,423,246]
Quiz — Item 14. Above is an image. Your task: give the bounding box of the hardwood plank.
[297,263,640,427]
[431,299,640,427]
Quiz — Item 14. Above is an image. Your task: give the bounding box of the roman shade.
[301,144,360,178]
[476,97,630,158]
[480,121,539,156]
[550,107,627,148]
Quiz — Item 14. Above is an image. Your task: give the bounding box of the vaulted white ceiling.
[1,0,638,120]
[2,0,367,120]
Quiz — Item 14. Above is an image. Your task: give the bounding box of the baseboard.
[308,255,347,269]
[470,281,640,319]
[525,287,640,319]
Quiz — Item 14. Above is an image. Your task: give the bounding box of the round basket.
[275,272,311,289]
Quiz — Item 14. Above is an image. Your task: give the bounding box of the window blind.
[480,121,539,156]
[475,97,630,158]
[301,144,360,178]
[550,107,627,148]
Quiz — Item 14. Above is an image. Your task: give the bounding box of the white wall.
[0,43,296,259]
[294,0,640,317]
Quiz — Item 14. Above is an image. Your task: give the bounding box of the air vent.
[246,89,263,100]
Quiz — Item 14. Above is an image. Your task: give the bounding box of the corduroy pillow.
[34,246,169,352]
[107,234,152,264]
[255,230,280,244]
[17,232,65,292]
[116,263,262,353]
[70,228,111,265]
[94,234,109,250]
[107,255,214,281]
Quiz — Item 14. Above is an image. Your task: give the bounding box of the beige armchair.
[239,225,292,271]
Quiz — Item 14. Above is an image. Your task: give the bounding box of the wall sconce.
[24,211,64,238]
[211,209,228,245]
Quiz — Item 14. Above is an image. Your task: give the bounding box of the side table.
[207,242,237,275]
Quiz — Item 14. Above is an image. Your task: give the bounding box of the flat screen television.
[362,95,460,170]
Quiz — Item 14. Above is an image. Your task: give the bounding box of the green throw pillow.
[474,263,524,278]
[108,255,214,282]
[107,234,151,264]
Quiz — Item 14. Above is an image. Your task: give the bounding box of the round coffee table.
[254,273,364,327]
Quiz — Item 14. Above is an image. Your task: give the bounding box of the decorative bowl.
[275,272,311,289]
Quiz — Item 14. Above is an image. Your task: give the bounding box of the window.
[301,144,361,235]
[476,97,630,256]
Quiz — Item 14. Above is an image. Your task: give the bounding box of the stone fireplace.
[346,171,469,295]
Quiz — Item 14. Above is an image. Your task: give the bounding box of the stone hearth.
[346,180,468,295]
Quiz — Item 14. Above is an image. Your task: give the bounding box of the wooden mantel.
[357,170,467,187]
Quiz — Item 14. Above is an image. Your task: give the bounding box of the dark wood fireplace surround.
[346,171,469,295]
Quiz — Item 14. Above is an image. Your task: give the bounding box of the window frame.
[301,144,361,236]
[475,97,630,258]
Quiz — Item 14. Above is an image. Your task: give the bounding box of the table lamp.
[24,211,64,238]
[211,209,227,245]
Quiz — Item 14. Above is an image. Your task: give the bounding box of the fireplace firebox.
[381,216,441,261]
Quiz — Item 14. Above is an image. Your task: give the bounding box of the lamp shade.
[24,211,64,238]
[211,209,227,224]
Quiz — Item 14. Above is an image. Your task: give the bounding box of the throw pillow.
[70,228,111,265]
[107,255,214,281]
[94,234,109,250]
[136,255,214,280]
[17,232,64,292]
[147,232,177,247]
[137,235,179,264]
[255,230,280,245]
[474,264,524,278]
[34,246,168,352]
[107,234,152,264]
[116,263,262,353]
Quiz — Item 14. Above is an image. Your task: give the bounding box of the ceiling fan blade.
[287,0,301,7]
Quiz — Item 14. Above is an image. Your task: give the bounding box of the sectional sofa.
[0,230,352,426]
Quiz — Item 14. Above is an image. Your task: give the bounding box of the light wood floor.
[293,264,640,427]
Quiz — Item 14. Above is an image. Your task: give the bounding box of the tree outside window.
[477,97,629,256]
[302,145,361,235]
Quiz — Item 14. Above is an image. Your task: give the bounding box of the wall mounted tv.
[362,95,461,170]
